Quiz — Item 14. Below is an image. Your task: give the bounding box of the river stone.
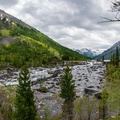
[84,87,100,95]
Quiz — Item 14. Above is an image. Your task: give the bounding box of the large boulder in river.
[84,87,100,95]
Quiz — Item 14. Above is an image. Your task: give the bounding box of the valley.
[0,8,119,119]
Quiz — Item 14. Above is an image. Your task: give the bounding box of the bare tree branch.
[99,0,120,23]
[98,17,120,23]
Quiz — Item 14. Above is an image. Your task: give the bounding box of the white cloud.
[0,0,120,51]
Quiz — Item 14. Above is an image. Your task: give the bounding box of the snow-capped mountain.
[74,48,102,58]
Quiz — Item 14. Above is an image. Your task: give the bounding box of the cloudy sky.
[0,0,120,51]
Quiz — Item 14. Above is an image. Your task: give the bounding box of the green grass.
[1,30,9,35]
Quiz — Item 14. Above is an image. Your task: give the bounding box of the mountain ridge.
[95,41,120,60]
[0,9,88,68]
[0,9,31,28]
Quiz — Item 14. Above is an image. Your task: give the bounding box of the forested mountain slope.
[0,9,88,68]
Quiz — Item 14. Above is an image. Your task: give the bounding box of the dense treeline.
[110,47,119,67]
[106,48,120,118]
[99,47,120,119]
[0,39,56,68]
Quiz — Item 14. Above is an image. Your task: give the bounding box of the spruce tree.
[15,66,36,120]
[60,66,76,120]
[110,54,115,65]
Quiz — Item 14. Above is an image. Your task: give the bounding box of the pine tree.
[110,54,115,65]
[15,66,36,120]
[60,66,76,120]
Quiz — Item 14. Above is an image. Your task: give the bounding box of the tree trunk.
[62,102,73,120]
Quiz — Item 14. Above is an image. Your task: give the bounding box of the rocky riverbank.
[0,61,106,117]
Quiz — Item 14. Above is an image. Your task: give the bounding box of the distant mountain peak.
[74,48,102,58]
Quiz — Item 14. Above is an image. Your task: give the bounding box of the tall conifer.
[60,66,76,120]
[15,66,36,120]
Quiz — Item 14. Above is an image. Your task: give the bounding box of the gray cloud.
[1,0,120,51]
[0,0,19,6]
